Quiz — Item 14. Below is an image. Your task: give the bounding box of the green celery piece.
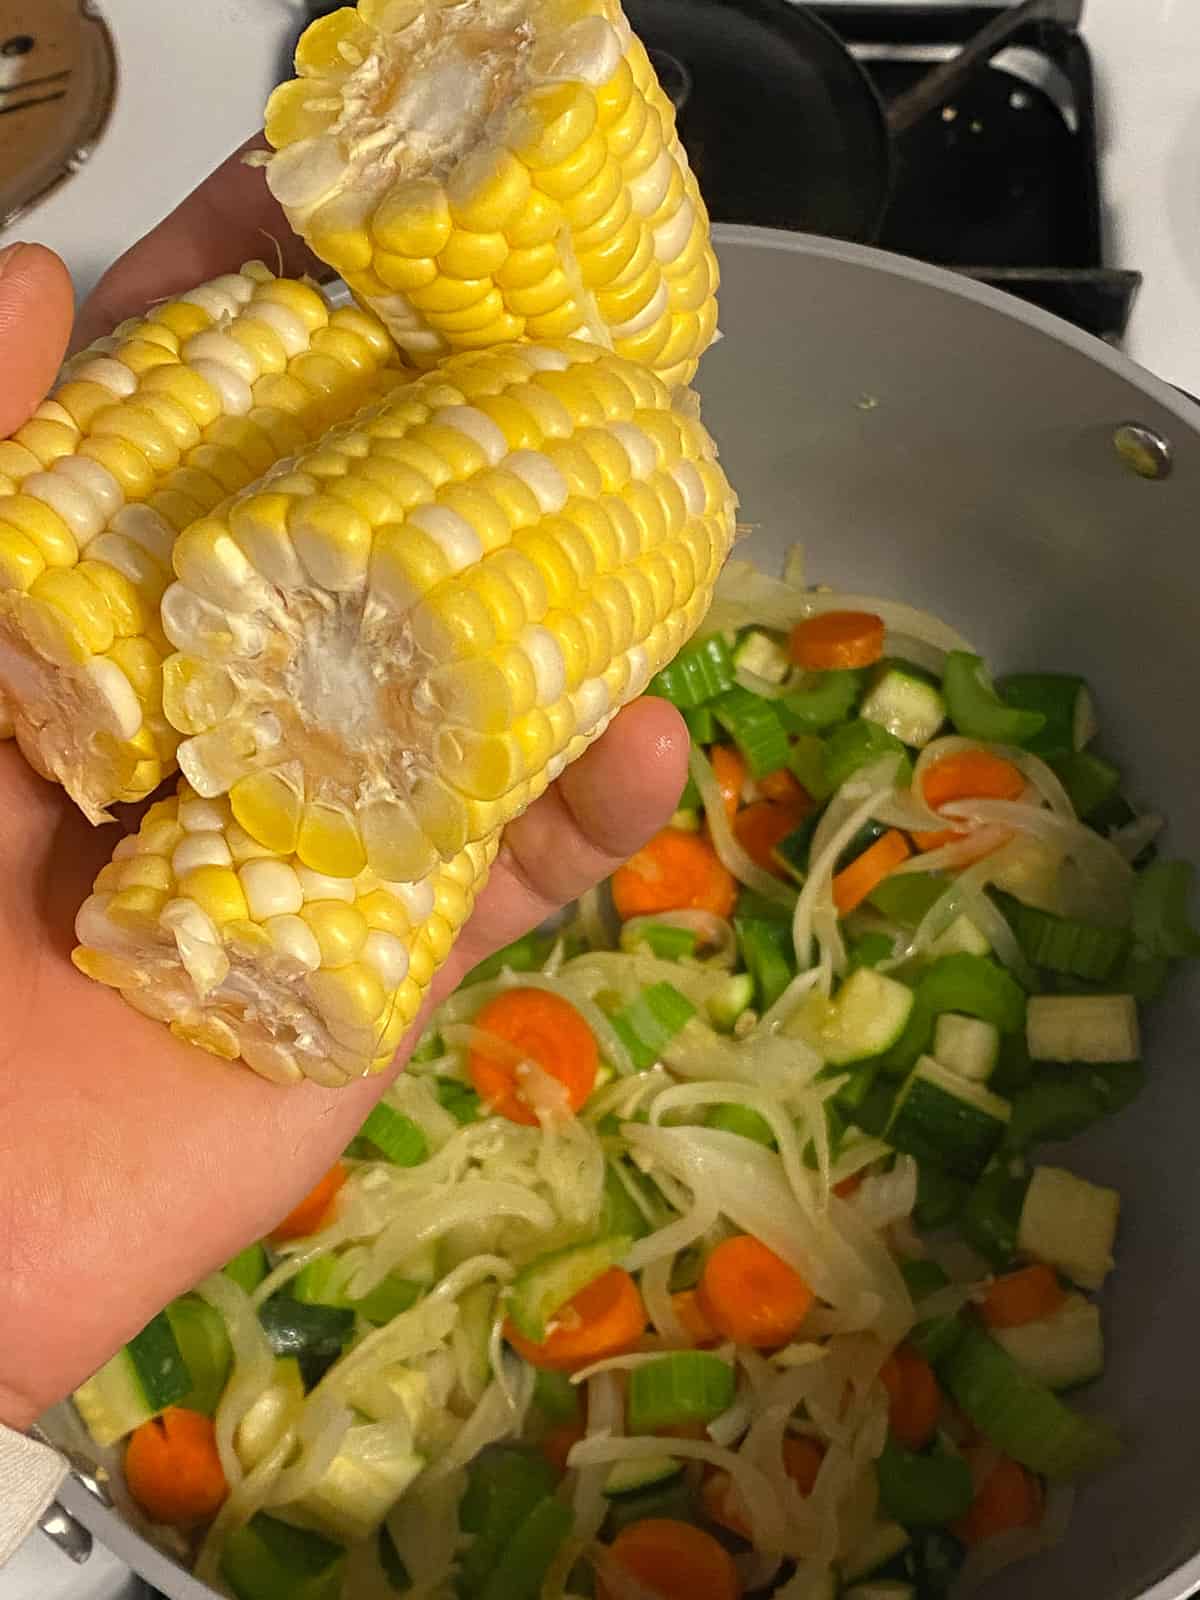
[900,1258,966,1364]
[1113,948,1171,1002]
[918,953,1026,1033]
[711,685,791,777]
[735,916,796,1010]
[735,887,794,922]
[706,1102,776,1147]
[599,1162,655,1242]
[847,931,896,970]
[223,1242,269,1294]
[941,653,1046,746]
[996,673,1089,759]
[1003,1075,1105,1152]
[165,1294,232,1417]
[477,1496,573,1600]
[608,982,696,1070]
[960,1167,1029,1268]
[682,703,718,745]
[900,1259,951,1299]
[914,1162,968,1230]
[532,1370,580,1426]
[823,719,911,792]
[1050,751,1121,819]
[1086,1060,1146,1113]
[942,1326,1120,1478]
[875,1438,974,1526]
[220,1513,347,1600]
[354,1275,423,1326]
[626,1352,735,1433]
[648,634,735,709]
[779,668,865,732]
[869,873,950,928]
[992,892,1129,983]
[409,1030,442,1064]
[458,1448,559,1597]
[787,733,833,803]
[461,932,554,988]
[989,1030,1035,1096]
[1133,861,1200,960]
[834,1061,878,1113]
[619,921,698,961]
[435,1078,480,1124]
[848,1078,898,1139]
[359,1103,429,1167]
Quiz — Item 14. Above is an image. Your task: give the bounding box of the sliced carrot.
[124,1408,228,1526]
[710,744,748,820]
[879,1346,942,1451]
[598,1519,740,1600]
[790,611,885,671]
[611,828,738,921]
[671,1289,719,1347]
[732,800,806,877]
[468,987,598,1126]
[270,1162,346,1243]
[831,829,912,914]
[697,1235,814,1349]
[759,768,807,807]
[541,1420,586,1474]
[703,1437,825,1538]
[833,1173,864,1200]
[504,1267,647,1372]
[980,1265,1066,1330]
[913,750,1026,851]
[953,1452,1042,1545]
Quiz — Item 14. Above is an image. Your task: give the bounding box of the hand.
[0,166,687,1430]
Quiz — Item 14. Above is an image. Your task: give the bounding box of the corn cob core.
[0,265,403,820]
[73,781,498,1083]
[261,0,718,386]
[158,339,735,884]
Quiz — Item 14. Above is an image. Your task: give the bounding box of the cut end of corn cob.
[262,0,718,386]
[73,781,498,1083]
[157,339,736,882]
[0,265,403,820]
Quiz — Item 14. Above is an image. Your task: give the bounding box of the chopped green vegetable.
[618,921,699,961]
[860,662,946,748]
[223,1242,269,1294]
[358,1103,429,1167]
[848,931,897,970]
[165,1294,232,1416]
[706,1102,776,1147]
[507,1236,631,1344]
[650,634,736,709]
[608,982,696,1069]
[888,1056,1011,1180]
[875,1438,973,1526]
[960,1167,1030,1268]
[824,720,911,791]
[1049,751,1121,820]
[706,971,756,1031]
[914,1163,968,1231]
[477,1496,573,1600]
[712,685,791,777]
[461,931,554,988]
[997,673,1095,759]
[788,733,834,802]
[257,1296,356,1390]
[682,703,718,745]
[434,1077,480,1124]
[735,916,796,1011]
[869,874,950,928]
[993,892,1129,982]
[220,1512,347,1600]
[1133,861,1200,960]
[942,653,1047,746]
[458,1447,559,1597]
[1003,1077,1105,1151]
[532,1370,580,1425]
[1026,993,1139,1063]
[918,954,1027,1034]
[779,668,865,733]
[626,1351,736,1432]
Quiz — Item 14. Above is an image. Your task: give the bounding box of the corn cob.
[0,264,403,819]
[73,781,498,1083]
[260,0,718,387]
[156,338,736,884]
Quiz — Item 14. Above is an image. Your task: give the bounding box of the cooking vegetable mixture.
[70,556,1199,1600]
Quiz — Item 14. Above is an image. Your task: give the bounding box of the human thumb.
[0,242,75,439]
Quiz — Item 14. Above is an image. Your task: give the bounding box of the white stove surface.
[2,1,1198,1596]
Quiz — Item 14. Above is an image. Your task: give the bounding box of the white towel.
[0,1423,67,1566]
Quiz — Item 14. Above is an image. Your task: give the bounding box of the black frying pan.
[621,0,1081,243]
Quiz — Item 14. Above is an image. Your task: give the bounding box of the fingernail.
[0,241,30,275]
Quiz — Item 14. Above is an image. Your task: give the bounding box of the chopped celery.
[608,982,696,1069]
[358,1102,429,1167]
[835,1061,879,1113]
[682,703,718,745]
[849,931,897,970]
[989,1030,1035,1096]
[850,1079,899,1139]
[736,887,794,922]
[220,1513,346,1600]
[459,1447,559,1596]
[824,720,911,791]
[1132,861,1200,960]
[507,1236,631,1343]
[900,1258,951,1299]
[1085,1060,1145,1113]
[735,916,796,1010]
[788,733,834,802]
[165,1294,232,1417]
[257,1296,355,1389]
[993,892,1129,982]
[478,1497,574,1600]
[875,1438,973,1526]
[901,1260,964,1364]
[706,971,756,1030]
[942,1325,1119,1478]
[914,1163,968,1231]
[434,1077,480,1124]
[462,931,554,987]
[960,1167,1029,1268]
[779,668,865,732]
[996,673,1095,759]
[599,1161,660,1242]
[707,1102,776,1147]
[649,634,736,708]
[533,1369,580,1425]
[1003,1077,1105,1152]
[1050,751,1121,820]
[224,1242,269,1294]
[626,1351,736,1432]
[408,1030,441,1065]
[869,873,950,928]
[918,954,1027,1034]
[619,921,699,961]
[941,653,1046,746]
[712,685,791,777]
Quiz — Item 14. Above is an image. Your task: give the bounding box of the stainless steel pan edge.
[40,226,1200,1600]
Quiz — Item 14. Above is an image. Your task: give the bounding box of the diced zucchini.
[1026,994,1139,1063]
[257,1295,356,1389]
[813,967,916,1066]
[220,1512,347,1600]
[841,1521,911,1583]
[72,1310,191,1447]
[507,1235,630,1343]
[706,971,756,1031]
[1017,1166,1119,1291]
[927,915,991,960]
[992,1294,1104,1391]
[888,1056,1010,1180]
[165,1293,232,1416]
[860,663,946,748]
[875,1437,973,1525]
[733,628,791,684]
[298,1421,425,1542]
[933,1013,1000,1083]
[603,1455,684,1496]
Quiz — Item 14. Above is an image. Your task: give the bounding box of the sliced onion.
[941,797,1133,905]
[620,909,737,967]
[690,744,797,908]
[638,1254,690,1345]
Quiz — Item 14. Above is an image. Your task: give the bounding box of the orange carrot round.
[469,988,598,1126]
[124,1408,228,1526]
[879,1346,942,1451]
[732,801,805,877]
[710,744,748,820]
[671,1289,719,1347]
[759,768,807,807]
[914,750,1025,852]
[505,1267,647,1371]
[833,1174,864,1200]
[611,828,738,921]
[270,1162,346,1243]
[832,829,912,913]
[953,1452,1042,1545]
[541,1420,586,1474]
[697,1235,814,1349]
[598,1519,740,1600]
[980,1265,1065,1330]
[790,611,885,671]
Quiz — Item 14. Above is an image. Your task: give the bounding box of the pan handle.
[885,0,1084,136]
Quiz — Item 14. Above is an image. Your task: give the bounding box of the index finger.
[70,135,326,353]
